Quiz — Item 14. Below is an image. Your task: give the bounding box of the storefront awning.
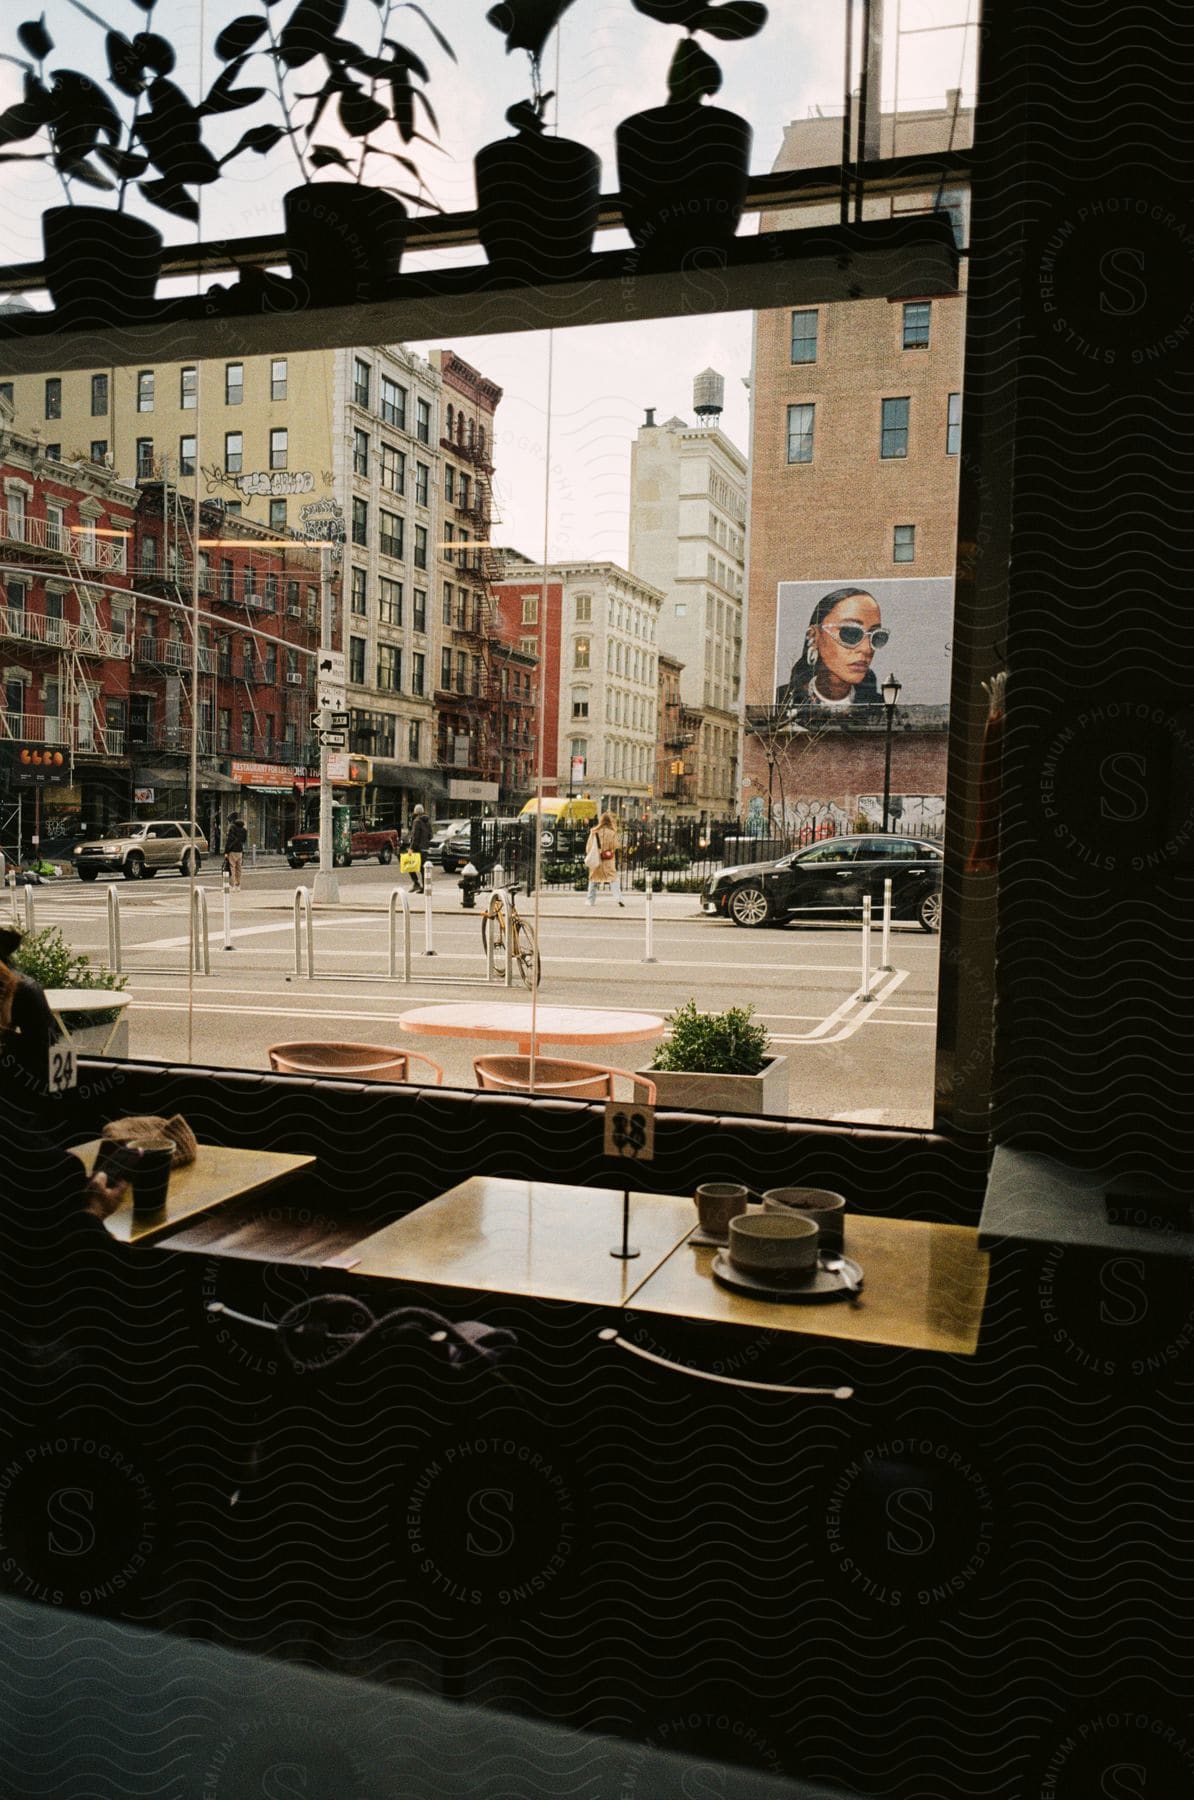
[368,763,451,797]
[132,764,242,793]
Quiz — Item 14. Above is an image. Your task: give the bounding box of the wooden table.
[626,1215,990,1355]
[398,1002,664,1056]
[70,1140,316,1246]
[347,1176,697,1306]
[45,988,132,1054]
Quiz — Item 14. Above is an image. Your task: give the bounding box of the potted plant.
[214,0,454,306]
[640,998,787,1116]
[616,0,767,266]
[0,2,238,318]
[475,0,601,281]
[12,926,130,1057]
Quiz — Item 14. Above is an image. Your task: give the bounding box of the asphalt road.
[15,858,941,1128]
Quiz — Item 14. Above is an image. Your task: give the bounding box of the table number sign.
[47,1037,77,1095]
[604,1102,655,1162]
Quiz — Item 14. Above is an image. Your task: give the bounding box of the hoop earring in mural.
[806,633,818,668]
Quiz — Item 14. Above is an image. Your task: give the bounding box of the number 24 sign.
[47,1039,77,1095]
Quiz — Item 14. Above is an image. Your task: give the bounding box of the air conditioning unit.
[286,605,301,617]
[286,672,304,685]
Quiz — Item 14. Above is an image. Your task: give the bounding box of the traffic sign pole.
[312,547,340,904]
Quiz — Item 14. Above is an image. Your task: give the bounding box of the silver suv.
[73,820,208,882]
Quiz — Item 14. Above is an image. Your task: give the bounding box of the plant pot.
[639,1054,788,1117]
[41,207,163,321]
[68,1015,129,1059]
[615,101,751,265]
[284,183,408,307]
[474,133,601,281]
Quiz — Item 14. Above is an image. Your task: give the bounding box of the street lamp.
[881,671,902,832]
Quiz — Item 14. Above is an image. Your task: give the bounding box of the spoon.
[821,1255,863,1304]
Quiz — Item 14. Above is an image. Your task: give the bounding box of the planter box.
[638,1055,788,1117]
[67,1015,129,1059]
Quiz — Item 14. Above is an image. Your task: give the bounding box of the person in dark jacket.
[224,814,247,890]
[0,926,58,1114]
[408,804,431,893]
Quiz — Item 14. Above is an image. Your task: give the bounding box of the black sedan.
[702,834,943,931]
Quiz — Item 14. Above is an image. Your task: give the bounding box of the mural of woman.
[776,587,889,711]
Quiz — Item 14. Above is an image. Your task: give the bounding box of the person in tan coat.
[584,811,625,908]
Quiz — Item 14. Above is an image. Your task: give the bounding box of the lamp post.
[881,671,902,832]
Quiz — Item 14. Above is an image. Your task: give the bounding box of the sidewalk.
[230,873,707,919]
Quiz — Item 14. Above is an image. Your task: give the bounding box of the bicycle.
[482,884,540,990]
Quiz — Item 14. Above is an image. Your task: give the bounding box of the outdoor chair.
[472,1055,656,1104]
[268,1041,445,1084]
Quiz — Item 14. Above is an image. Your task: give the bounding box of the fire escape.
[437,450,505,786]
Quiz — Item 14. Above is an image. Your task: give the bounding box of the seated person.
[0,926,58,1113]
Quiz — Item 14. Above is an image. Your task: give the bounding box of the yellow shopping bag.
[399,851,421,875]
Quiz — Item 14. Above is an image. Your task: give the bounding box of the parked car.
[439,818,532,876]
[286,821,400,869]
[427,818,472,866]
[702,834,943,932]
[73,820,207,882]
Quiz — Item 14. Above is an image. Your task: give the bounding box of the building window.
[224,431,243,473]
[44,443,60,461]
[408,719,420,761]
[520,635,536,657]
[90,439,108,463]
[350,566,368,615]
[179,435,196,477]
[441,647,453,688]
[269,428,288,471]
[522,594,538,624]
[180,366,197,408]
[136,437,154,479]
[444,464,455,503]
[443,521,454,563]
[271,358,287,401]
[416,397,431,444]
[790,308,818,363]
[575,593,591,621]
[572,691,589,719]
[412,652,425,696]
[413,524,427,569]
[442,583,453,625]
[351,497,368,546]
[786,403,815,464]
[269,498,286,532]
[455,651,468,693]
[459,471,471,511]
[353,429,369,476]
[377,644,401,691]
[881,396,911,458]
[379,510,403,560]
[225,362,243,405]
[353,358,370,408]
[947,391,962,455]
[379,578,403,625]
[574,636,590,670]
[902,302,931,349]
[90,373,108,416]
[220,559,234,603]
[893,524,916,563]
[379,442,405,493]
[225,500,241,517]
[380,375,405,429]
[413,588,426,633]
[349,636,366,685]
[135,370,153,413]
[415,462,429,507]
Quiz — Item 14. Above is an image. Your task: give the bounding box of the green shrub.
[649,999,771,1075]
[12,926,127,1027]
[631,874,706,892]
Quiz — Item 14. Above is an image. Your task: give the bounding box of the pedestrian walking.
[584,811,625,908]
[408,804,431,893]
[224,815,247,891]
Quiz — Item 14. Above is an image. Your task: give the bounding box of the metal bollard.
[642,872,657,963]
[858,894,875,1002]
[222,869,235,952]
[251,845,258,869]
[293,886,314,979]
[388,887,412,982]
[422,883,436,956]
[23,883,35,934]
[106,885,123,973]
[878,877,893,973]
[191,884,211,975]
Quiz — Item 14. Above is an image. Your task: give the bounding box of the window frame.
[902,301,932,349]
[786,402,815,464]
[225,362,243,406]
[790,308,818,363]
[880,396,911,459]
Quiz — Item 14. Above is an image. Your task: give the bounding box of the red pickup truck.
[285,822,400,869]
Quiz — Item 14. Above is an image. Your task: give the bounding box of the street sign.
[329,711,350,729]
[310,711,324,731]
[317,682,347,711]
[319,731,347,748]
[316,647,345,684]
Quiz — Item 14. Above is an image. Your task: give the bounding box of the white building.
[627,374,747,815]
[554,561,664,817]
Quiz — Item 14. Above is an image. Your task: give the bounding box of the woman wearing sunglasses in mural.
[777,587,890,713]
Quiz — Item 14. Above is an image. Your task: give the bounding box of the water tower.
[692,368,725,426]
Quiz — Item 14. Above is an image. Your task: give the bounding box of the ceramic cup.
[728,1212,819,1283]
[695,1182,749,1238]
[762,1187,846,1253]
[129,1138,173,1214]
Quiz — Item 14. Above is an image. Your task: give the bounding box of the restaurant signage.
[229,761,305,788]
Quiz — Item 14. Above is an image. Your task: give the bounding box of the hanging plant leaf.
[214,15,269,61]
[105,31,145,98]
[139,174,200,219]
[200,60,266,114]
[308,142,353,170]
[339,86,390,136]
[389,75,415,143]
[403,3,456,62]
[278,0,347,69]
[363,144,420,179]
[58,155,115,189]
[631,0,706,27]
[0,98,48,146]
[17,17,54,60]
[696,1,767,40]
[383,40,429,83]
[412,86,439,135]
[50,71,122,144]
[94,143,149,177]
[222,122,288,162]
[666,36,721,102]
[131,32,177,76]
[486,0,573,61]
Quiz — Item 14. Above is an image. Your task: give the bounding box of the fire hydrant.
[459,862,481,908]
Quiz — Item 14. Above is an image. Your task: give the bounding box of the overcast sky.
[0,0,976,560]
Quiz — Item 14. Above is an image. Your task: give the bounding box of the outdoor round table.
[398,1001,665,1056]
[44,988,133,1055]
